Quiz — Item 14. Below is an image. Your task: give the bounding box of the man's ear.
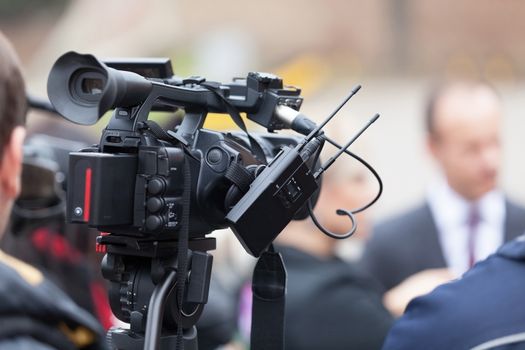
[0,126,26,199]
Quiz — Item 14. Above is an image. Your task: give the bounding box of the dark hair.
[425,80,500,136]
[0,32,27,156]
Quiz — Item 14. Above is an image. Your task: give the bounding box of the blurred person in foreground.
[238,156,393,349]
[1,133,113,331]
[361,81,525,316]
[0,31,106,349]
[382,227,525,348]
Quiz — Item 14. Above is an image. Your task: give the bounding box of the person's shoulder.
[505,197,525,218]
[0,250,49,312]
[383,238,525,349]
[0,251,106,349]
[0,250,44,286]
[0,336,57,350]
[503,197,525,240]
[497,234,525,261]
[284,251,393,350]
[361,203,434,277]
[372,202,432,240]
[282,245,383,297]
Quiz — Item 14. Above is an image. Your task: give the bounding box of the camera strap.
[201,82,267,163]
[139,120,178,143]
[225,161,254,193]
[175,156,191,349]
[251,244,286,350]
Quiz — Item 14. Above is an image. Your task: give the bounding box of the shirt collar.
[427,177,505,228]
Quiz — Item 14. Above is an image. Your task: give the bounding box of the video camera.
[47,51,380,350]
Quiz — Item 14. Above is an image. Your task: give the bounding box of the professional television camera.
[47,52,381,350]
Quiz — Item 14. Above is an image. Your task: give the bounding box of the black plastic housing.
[68,152,137,226]
[226,145,319,257]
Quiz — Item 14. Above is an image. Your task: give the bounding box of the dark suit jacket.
[382,237,525,350]
[360,199,525,292]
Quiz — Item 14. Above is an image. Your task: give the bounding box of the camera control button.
[146,197,164,213]
[145,215,164,231]
[147,178,165,195]
[206,147,228,172]
[207,148,223,164]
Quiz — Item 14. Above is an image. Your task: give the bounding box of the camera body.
[67,129,307,244]
[49,51,320,258]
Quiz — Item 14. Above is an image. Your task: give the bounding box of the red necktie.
[467,205,481,268]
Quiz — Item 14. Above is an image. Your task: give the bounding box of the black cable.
[307,201,357,239]
[306,135,383,239]
[324,135,383,214]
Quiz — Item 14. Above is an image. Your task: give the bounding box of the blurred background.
[3,3,525,347]
[2,0,525,235]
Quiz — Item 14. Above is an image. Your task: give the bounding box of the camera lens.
[81,77,104,95]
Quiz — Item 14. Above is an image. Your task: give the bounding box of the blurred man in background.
[361,81,525,316]
[0,31,106,349]
[238,156,393,349]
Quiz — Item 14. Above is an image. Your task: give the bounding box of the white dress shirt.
[426,178,505,276]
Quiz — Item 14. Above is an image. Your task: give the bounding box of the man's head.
[426,81,502,201]
[0,31,27,236]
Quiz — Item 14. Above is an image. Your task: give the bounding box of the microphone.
[274,105,316,136]
[275,85,361,137]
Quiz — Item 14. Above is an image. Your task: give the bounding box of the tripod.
[99,234,216,350]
